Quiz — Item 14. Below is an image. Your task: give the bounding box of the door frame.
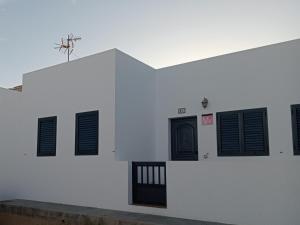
[169,115,198,161]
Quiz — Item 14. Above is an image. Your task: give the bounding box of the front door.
[171,116,198,160]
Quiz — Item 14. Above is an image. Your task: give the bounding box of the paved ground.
[0,199,234,225]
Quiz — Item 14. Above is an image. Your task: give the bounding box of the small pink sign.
[202,113,213,125]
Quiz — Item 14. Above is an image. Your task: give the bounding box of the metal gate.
[132,162,166,207]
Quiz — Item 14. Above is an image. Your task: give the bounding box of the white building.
[0,39,299,225]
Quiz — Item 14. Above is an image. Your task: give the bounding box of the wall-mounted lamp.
[201,97,208,109]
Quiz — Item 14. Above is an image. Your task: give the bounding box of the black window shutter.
[217,112,241,155]
[75,111,99,155]
[243,109,269,155]
[292,105,300,155]
[37,117,57,156]
[217,108,269,156]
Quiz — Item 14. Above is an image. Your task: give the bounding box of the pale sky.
[0,0,299,88]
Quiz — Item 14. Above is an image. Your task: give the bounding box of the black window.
[75,111,99,155]
[217,108,269,156]
[37,116,57,156]
[291,104,300,155]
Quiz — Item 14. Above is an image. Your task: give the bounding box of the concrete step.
[0,199,234,225]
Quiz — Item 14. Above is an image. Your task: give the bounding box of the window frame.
[75,110,99,156]
[217,108,269,157]
[291,104,300,155]
[37,116,57,157]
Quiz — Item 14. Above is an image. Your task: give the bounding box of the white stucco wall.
[115,50,156,161]
[0,50,132,210]
[0,88,21,200]
[155,39,300,225]
[0,40,299,225]
[156,39,300,160]
[0,50,168,219]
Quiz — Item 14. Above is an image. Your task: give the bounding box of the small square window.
[37,116,57,157]
[75,111,99,155]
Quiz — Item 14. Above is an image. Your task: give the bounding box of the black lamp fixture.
[202,97,208,108]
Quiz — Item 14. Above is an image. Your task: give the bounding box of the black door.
[132,162,166,207]
[171,116,198,160]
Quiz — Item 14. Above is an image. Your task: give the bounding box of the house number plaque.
[178,108,186,114]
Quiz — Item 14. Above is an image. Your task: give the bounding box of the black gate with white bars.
[132,162,166,207]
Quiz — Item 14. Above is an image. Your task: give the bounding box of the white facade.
[0,39,300,225]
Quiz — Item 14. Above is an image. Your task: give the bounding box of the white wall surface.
[115,50,156,161]
[156,39,300,160]
[0,40,299,225]
[0,50,130,210]
[155,39,300,225]
[166,160,300,225]
[0,88,21,200]
[0,50,168,220]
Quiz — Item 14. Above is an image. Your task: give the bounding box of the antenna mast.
[54,34,81,62]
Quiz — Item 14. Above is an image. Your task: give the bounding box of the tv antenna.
[54,34,81,62]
